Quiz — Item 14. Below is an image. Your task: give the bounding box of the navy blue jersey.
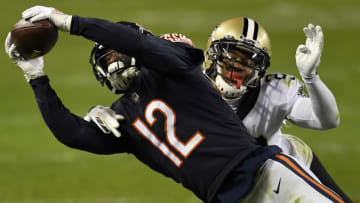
[29,16,281,202]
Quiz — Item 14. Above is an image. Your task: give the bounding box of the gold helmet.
[204,17,271,98]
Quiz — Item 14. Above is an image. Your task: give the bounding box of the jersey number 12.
[133,100,205,167]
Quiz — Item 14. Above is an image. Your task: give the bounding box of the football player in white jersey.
[203,17,351,202]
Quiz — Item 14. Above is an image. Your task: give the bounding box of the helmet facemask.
[90,44,137,94]
[206,37,270,99]
[204,17,271,99]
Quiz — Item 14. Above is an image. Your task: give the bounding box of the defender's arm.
[288,24,339,129]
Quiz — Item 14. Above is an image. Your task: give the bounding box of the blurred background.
[0,0,359,202]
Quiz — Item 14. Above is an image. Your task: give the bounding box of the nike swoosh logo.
[273,178,281,194]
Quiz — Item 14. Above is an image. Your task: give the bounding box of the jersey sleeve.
[29,76,128,154]
[284,75,307,114]
[69,16,204,74]
[286,75,340,129]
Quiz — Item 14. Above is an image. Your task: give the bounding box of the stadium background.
[0,0,359,202]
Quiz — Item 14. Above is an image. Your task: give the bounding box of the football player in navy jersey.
[5,5,344,203]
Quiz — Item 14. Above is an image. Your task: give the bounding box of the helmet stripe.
[243,18,248,37]
[253,21,259,40]
[246,18,256,40]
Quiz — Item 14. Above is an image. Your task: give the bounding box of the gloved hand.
[5,32,44,82]
[22,5,72,32]
[84,105,125,138]
[295,24,324,80]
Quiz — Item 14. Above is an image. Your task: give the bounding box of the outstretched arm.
[68,16,204,74]
[287,24,339,130]
[29,76,128,154]
[22,6,204,74]
[5,33,128,154]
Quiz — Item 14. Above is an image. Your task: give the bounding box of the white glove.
[296,24,324,80]
[107,66,139,91]
[22,5,72,32]
[5,32,44,82]
[84,105,125,138]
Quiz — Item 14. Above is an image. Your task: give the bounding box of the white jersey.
[242,73,302,142]
[226,73,313,167]
[223,73,343,202]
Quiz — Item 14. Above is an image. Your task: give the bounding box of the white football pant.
[278,134,314,168]
[240,154,344,203]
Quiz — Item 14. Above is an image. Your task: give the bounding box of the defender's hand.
[22,5,72,32]
[5,32,44,82]
[84,105,125,138]
[296,24,324,79]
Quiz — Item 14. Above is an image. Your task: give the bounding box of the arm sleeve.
[287,75,340,130]
[29,76,128,154]
[69,16,204,74]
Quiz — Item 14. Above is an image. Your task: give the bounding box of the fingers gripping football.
[84,105,125,138]
[296,24,324,79]
[22,5,72,32]
[5,32,44,82]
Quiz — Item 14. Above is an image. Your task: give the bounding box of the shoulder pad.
[263,73,297,83]
[262,73,305,95]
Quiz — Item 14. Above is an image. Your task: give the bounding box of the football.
[11,18,58,59]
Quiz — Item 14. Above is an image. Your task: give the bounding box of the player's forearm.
[29,76,126,154]
[303,75,340,129]
[69,16,142,58]
[69,16,203,73]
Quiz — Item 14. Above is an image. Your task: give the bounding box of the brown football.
[11,19,58,59]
